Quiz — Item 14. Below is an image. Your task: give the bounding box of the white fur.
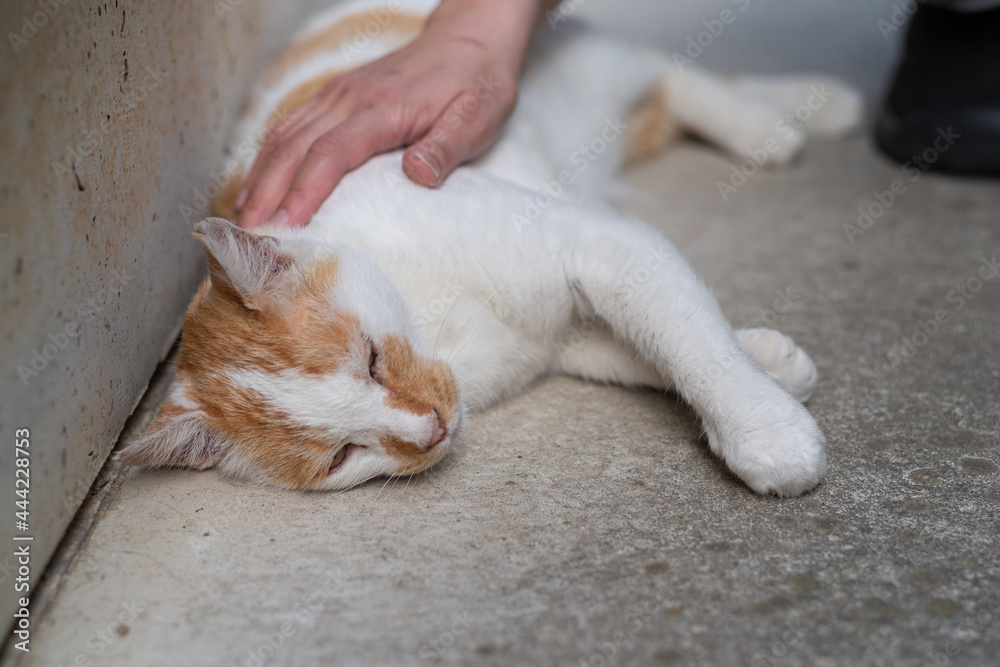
[179,4,854,495]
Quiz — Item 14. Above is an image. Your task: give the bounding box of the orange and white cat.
[119,0,861,496]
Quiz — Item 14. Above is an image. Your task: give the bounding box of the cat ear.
[116,394,220,470]
[193,217,296,310]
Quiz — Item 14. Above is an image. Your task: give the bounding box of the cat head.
[117,218,463,490]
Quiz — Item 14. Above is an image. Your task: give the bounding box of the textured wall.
[0,0,330,628]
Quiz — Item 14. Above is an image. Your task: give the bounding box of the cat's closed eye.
[367,341,380,382]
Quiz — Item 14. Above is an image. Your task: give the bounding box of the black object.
[875,3,1000,176]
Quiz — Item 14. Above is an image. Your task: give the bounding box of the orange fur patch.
[212,167,245,222]
[172,258,361,488]
[376,334,459,426]
[263,10,427,87]
[624,82,680,166]
[197,373,337,488]
[270,71,344,126]
[379,435,447,476]
[181,258,350,379]
[371,333,459,472]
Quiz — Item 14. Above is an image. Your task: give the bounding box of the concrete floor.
[9,135,999,666]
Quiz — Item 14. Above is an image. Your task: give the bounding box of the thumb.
[403,94,498,188]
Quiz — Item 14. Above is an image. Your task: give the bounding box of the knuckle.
[308,132,348,160]
[270,141,305,166]
[366,85,398,107]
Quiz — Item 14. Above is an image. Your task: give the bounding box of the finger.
[236,98,322,212]
[402,90,509,187]
[275,109,409,227]
[237,97,331,209]
[236,113,349,230]
[237,78,351,212]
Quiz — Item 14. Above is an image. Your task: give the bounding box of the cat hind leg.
[552,323,819,405]
[728,76,863,140]
[735,328,818,403]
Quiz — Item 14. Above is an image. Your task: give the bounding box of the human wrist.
[423,0,548,72]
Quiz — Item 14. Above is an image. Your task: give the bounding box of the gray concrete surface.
[10,136,1000,666]
[0,0,340,633]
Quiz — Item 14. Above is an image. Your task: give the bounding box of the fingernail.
[269,210,289,227]
[411,149,441,186]
[235,188,247,209]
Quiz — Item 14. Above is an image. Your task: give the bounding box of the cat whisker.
[369,474,395,508]
[329,473,378,497]
[432,291,464,359]
[388,473,402,495]
[458,369,486,388]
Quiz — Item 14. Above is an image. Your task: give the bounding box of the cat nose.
[426,410,446,449]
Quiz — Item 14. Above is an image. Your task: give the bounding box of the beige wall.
[0,0,331,629]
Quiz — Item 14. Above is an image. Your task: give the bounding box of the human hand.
[236,0,548,230]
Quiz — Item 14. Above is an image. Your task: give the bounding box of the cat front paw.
[709,397,827,497]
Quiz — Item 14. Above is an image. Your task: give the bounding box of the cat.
[118,0,862,496]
